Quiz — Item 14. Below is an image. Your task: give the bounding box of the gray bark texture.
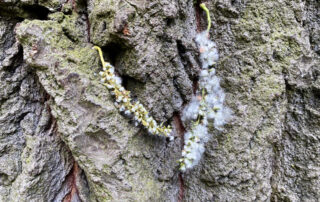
[0,0,319,201]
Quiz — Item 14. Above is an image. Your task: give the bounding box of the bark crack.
[84,0,91,42]
[173,113,186,202]
[63,162,80,202]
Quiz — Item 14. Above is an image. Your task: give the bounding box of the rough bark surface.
[0,0,319,201]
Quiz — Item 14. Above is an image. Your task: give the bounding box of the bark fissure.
[63,162,80,202]
[173,113,186,202]
[195,0,204,33]
[0,3,50,19]
[85,2,91,43]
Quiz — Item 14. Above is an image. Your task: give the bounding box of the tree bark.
[0,0,319,201]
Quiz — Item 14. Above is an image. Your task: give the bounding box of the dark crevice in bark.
[177,40,195,78]
[100,42,133,86]
[84,0,91,42]
[195,0,203,33]
[0,4,50,20]
[21,5,50,20]
[101,43,125,66]
[100,43,140,93]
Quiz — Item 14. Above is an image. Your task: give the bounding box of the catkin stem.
[93,46,106,68]
[200,3,211,32]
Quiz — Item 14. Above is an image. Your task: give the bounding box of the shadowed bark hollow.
[0,0,319,201]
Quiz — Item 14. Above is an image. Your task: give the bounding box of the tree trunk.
[0,0,319,201]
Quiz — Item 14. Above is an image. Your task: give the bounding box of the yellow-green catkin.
[93,46,174,140]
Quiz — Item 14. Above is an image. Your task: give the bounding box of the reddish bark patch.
[63,162,80,202]
[178,173,185,202]
[173,113,186,202]
[195,0,203,32]
[173,113,186,149]
[122,24,130,36]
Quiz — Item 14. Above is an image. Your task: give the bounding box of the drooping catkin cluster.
[179,4,232,172]
[93,46,173,140]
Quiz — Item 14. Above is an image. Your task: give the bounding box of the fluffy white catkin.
[179,31,232,172]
